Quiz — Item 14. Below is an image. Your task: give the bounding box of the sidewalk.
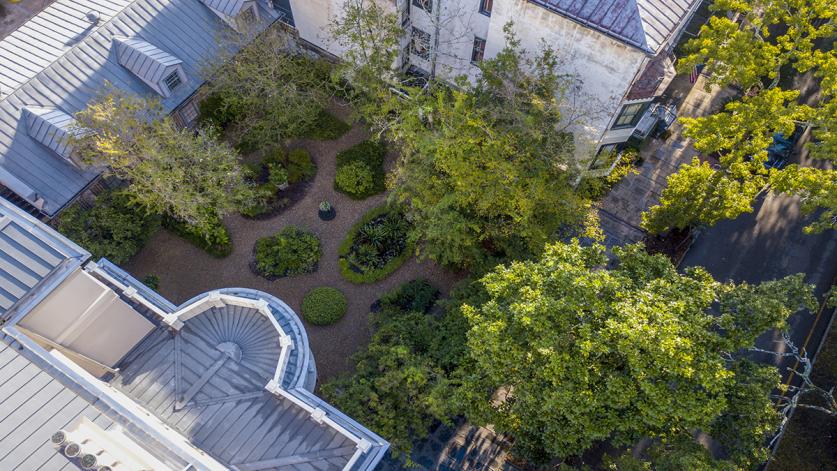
[598,73,739,247]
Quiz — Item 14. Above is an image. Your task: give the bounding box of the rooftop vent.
[85,10,100,24]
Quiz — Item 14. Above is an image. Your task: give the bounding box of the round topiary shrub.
[334,160,375,198]
[253,226,321,278]
[301,287,347,325]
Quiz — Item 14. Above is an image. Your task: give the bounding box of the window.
[163,71,182,93]
[471,37,486,63]
[411,27,431,60]
[178,100,199,127]
[612,102,650,129]
[400,0,410,27]
[479,0,492,16]
[240,6,257,24]
[412,0,432,13]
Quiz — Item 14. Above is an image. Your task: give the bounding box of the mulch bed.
[643,227,694,266]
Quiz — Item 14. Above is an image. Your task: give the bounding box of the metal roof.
[22,106,79,163]
[530,0,699,53]
[114,37,184,96]
[0,197,88,318]
[201,0,251,17]
[0,0,280,216]
[0,339,116,471]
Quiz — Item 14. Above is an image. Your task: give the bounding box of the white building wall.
[482,0,649,154]
[288,0,651,155]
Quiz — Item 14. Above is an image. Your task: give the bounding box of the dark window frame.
[163,70,182,93]
[412,0,432,13]
[471,36,486,64]
[478,0,492,16]
[411,27,431,60]
[612,102,650,129]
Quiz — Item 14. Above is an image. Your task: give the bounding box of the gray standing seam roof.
[0,340,116,471]
[0,198,87,318]
[529,0,699,53]
[0,0,279,216]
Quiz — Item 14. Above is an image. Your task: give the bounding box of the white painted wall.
[482,0,649,155]
[288,0,652,155]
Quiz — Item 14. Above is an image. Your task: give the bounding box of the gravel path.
[125,106,463,382]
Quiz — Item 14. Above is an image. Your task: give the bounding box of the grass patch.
[339,205,413,284]
[334,139,386,199]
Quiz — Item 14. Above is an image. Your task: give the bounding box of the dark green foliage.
[320,280,464,462]
[301,287,348,325]
[261,147,317,184]
[197,93,237,129]
[334,140,386,199]
[335,161,375,198]
[302,109,352,140]
[141,275,160,290]
[338,205,412,283]
[378,279,439,313]
[238,153,292,218]
[253,226,320,278]
[57,191,160,264]
[162,214,232,258]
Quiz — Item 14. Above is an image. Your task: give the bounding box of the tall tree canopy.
[202,26,333,147]
[456,240,815,463]
[73,88,250,235]
[387,29,591,269]
[642,0,837,234]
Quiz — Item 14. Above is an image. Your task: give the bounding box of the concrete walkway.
[598,73,739,247]
[125,109,463,382]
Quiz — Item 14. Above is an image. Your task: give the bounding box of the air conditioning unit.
[51,430,68,447]
[63,442,81,458]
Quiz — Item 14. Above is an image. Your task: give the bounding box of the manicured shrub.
[302,109,351,140]
[57,191,160,264]
[339,205,412,283]
[334,140,386,199]
[335,161,375,198]
[253,226,321,278]
[301,287,348,325]
[239,151,297,218]
[162,214,232,258]
[141,274,160,290]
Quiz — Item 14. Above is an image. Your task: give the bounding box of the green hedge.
[162,214,232,258]
[334,140,386,199]
[57,191,160,265]
[301,287,348,325]
[253,226,321,279]
[339,205,413,284]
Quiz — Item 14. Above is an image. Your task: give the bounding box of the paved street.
[682,191,837,379]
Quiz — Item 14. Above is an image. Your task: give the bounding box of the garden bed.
[339,205,413,284]
[251,226,321,280]
[162,214,233,258]
[240,147,317,219]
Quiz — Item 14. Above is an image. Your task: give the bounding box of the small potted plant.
[318,200,335,221]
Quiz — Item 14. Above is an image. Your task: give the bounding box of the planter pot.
[318,208,336,221]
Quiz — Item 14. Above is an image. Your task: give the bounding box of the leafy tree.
[387,29,591,269]
[203,25,333,147]
[644,0,837,234]
[73,88,251,238]
[455,240,815,463]
[328,0,403,131]
[321,280,466,462]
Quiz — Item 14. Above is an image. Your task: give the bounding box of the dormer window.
[240,5,257,24]
[163,71,182,93]
[199,0,260,31]
[113,37,185,98]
